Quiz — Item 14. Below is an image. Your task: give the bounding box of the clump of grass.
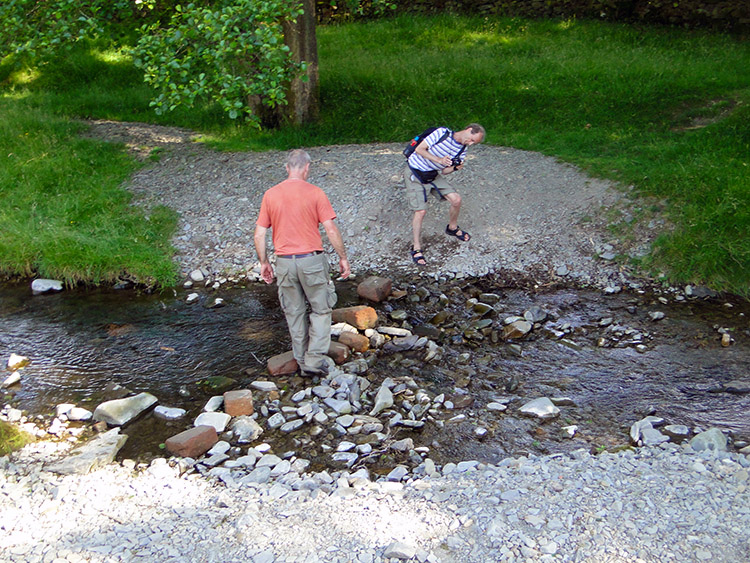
[0,419,33,456]
[0,99,178,286]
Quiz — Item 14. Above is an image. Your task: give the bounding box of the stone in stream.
[230,416,263,443]
[196,375,236,393]
[337,331,370,353]
[502,320,532,340]
[7,353,30,370]
[223,389,254,416]
[328,341,351,364]
[332,305,378,330]
[194,411,231,432]
[1,371,20,388]
[154,406,187,420]
[31,279,63,295]
[723,380,750,394]
[663,424,691,441]
[93,392,158,426]
[165,425,218,458]
[267,350,299,376]
[519,397,560,419]
[356,276,392,303]
[690,428,728,453]
[370,384,394,416]
[383,334,420,352]
[524,305,547,323]
[67,407,93,421]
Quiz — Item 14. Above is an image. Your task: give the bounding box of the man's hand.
[338,257,351,280]
[260,262,274,284]
[442,162,463,175]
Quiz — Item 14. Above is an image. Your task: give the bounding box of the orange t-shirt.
[256,178,337,255]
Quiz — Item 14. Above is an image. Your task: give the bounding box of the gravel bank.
[83,120,657,290]
[2,437,748,562]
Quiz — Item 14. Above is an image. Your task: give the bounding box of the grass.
[0,98,178,286]
[0,419,33,456]
[1,16,748,293]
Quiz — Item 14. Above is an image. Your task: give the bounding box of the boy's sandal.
[445,225,471,242]
[410,248,427,266]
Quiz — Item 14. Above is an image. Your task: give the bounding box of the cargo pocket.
[276,269,296,311]
[301,259,335,312]
[327,279,338,309]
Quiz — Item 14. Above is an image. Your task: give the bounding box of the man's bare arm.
[322,219,351,279]
[253,224,274,284]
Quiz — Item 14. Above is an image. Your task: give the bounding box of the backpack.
[403,127,451,159]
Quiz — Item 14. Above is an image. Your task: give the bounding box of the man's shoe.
[300,364,328,377]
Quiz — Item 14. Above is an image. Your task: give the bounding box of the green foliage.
[0,0,136,62]
[132,0,305,125]
[0,1,310,126]
[319,0,397,22]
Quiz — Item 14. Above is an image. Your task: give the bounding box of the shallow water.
[1,279,748,465]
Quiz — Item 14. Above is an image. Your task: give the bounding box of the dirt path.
[84,120,656,289]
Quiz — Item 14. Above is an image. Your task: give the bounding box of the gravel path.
[82,120,655,289]
[3,122,745,563]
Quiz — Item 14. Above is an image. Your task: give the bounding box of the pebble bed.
[1,437,748,562]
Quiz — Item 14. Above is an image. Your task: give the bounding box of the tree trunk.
[281,0,319,125]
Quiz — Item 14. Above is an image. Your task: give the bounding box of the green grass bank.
[1,15,748,294]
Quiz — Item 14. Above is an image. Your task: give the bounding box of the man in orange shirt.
[254,149,350,376]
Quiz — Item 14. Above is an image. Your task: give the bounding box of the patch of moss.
[0,420,34,456]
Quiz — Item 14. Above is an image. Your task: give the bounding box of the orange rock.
[224,389,254,416]
[332,305,378,330]
[338,331,370,353]
[357,276,392,303]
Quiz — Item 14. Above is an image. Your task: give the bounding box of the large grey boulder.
[93,392,158,426]
[690,428,728,453]
[45,429,128,475]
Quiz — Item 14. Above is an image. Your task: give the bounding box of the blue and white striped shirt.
[407,127,466,172]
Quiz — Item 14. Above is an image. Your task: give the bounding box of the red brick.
[267,351,298,376]
[165,425,218,458]
[224,389,254,416]
[328,341,351,364]
[332,305,378,330]
[338,331,370,353]
[357,276,392,303]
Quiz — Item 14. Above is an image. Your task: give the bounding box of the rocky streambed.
[1,271,749,563]
[3,270,748,479]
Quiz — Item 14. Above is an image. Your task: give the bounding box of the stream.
[1,277,748,469]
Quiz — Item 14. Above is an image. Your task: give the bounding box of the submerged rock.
[93,392,158,426]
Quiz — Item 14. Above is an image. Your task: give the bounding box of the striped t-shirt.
[407,127,466,172]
